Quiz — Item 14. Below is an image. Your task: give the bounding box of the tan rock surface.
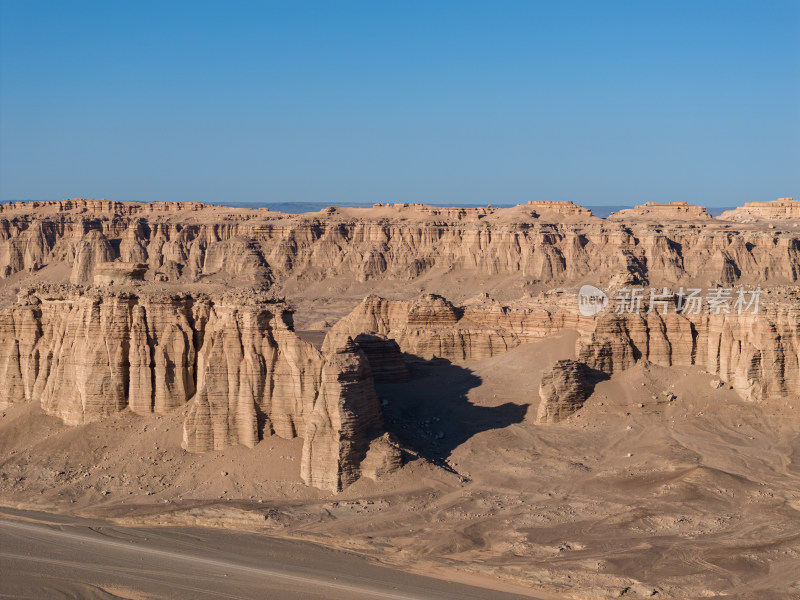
[1,198,799,599]
[300,338,384,491]
[536,359,597,423]
[2,199,798,298]
[0,284,397,489]
[324,293,590,361]
[719,197,800,222]
[327,289,798,406]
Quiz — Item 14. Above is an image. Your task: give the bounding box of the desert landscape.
[0,197,798,598]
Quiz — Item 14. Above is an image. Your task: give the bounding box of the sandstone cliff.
[0,285,396,490]
[300,338,386,491]
[1,199,798,294]
[576,295,800,404]
[719,197,800,222]
[324,293,590,361]
[608,202,711,220]
[327,291,799,406]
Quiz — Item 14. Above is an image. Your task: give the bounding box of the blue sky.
[1,0,798,207]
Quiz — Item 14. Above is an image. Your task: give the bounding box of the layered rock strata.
[609,202,711,220]
[352,334,410,382]
[536,360,597,423]
[1,199,798,289]
[324,293,591,361]
[0,285,393,491]
[328,291,799,405]
[576,295,800,403]
[718,197,800,222]
[300,339,386,491]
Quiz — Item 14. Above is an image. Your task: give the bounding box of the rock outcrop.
[300,339,385,491]
[536,360,597,423]
[328,291,799,406]
[181,298,322,452]
[576,295,800,404]
[609,202,711,220]
[359,433,404,480]
[352,334,410,382]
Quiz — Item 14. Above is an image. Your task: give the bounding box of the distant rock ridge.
[718,197,800,222]
[609,201,711,220]
[0,198,231,215]
[0,285,396,491]
[1,198,797,289]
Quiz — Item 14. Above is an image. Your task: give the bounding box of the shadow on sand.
[375,356,528,474]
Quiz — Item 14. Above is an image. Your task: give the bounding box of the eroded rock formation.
[1,197,798,491]
[0,285,397,491]
[324,293,590,361]
[1,198,798,291]
[300,338,385,491]
[328,290,799,406]
[536,360,597,423]
[609,202,711,220]
[576,296,800,403]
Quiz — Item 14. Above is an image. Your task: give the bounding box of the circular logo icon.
[578,285,608,316]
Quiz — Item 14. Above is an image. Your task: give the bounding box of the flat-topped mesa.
[391,203,493,219]
[609,202,711,220]
[0,198,210,216]
[719,197,800,222]
[525,200,594,217]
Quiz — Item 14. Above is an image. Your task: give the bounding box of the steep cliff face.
[181,299,322,452]
[576,297,800,403]
[0,287,308,425]
[300,339,385,491]
[0,285,398,490]
[1,200,798,292]
[0,290,196,424]
[609,202,711,220]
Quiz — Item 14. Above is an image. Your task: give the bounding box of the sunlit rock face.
[0,285,398,491]
[327,290,799,407]
[301,338,385,492]
[1,199,798,289]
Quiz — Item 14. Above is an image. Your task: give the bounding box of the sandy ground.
[0,508,540,600]
[2,328,799,599]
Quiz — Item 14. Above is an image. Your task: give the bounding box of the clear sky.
[1,0,798,207]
